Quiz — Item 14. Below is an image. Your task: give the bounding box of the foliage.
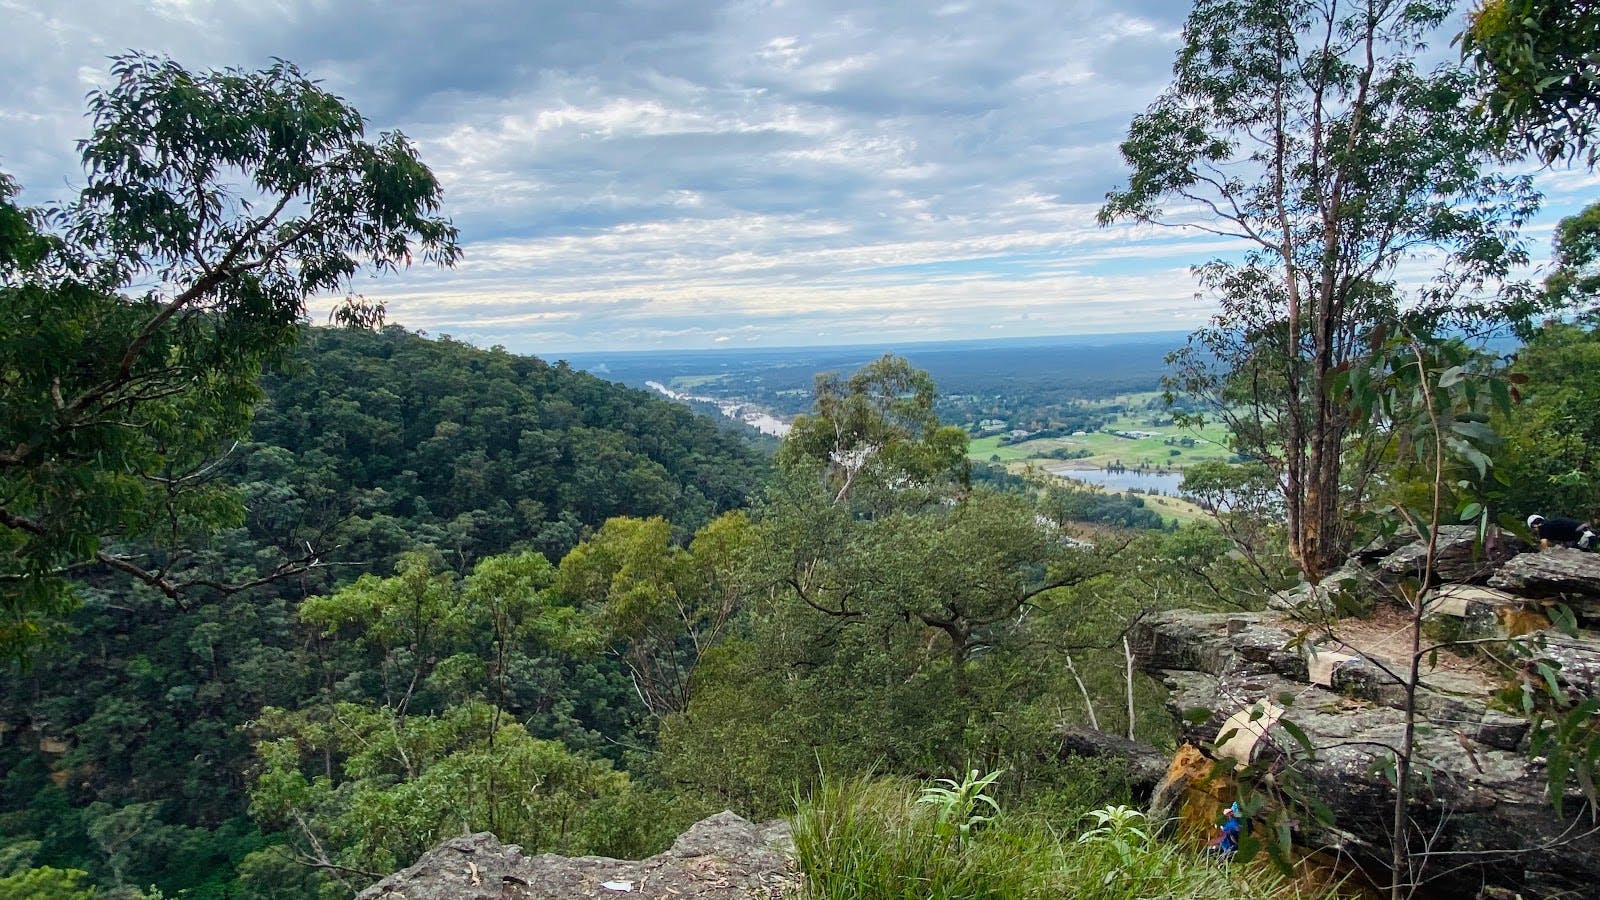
[780,354,970,505]
[1493,321,1600,522]
[1347,335,1513,542]
[245,326,769,570]
[1461,0,1600,166]
[791,775,1321,900]
[0,55,459,658]
[916,768,1003,848]
[0,865,98,899]
[652,359,1191,818]
[556,512,753,719]
[1102,0,1539,579]
[249,701,660,896]
[0,326,764,896]
[1041,483,1167,531]
[656,476,1163,815]
[1545,201,1600,314]
[1075,805,1155,870]
[1517,665,1600,818]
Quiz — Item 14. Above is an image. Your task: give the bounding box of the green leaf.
[1550,603,1579,637]
[1278,718,1317,757]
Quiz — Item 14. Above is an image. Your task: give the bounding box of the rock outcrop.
[1375,525,1526,583]
[1055,724,1170,798]
[357,812,796,900]
[1130,603,1600,899]
[1489,547,1600,621]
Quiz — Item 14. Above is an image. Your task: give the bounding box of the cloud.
[0,0,1578,352]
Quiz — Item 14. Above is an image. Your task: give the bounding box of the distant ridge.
[560,329,1194,365]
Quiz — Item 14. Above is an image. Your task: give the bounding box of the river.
[645,381,792,437]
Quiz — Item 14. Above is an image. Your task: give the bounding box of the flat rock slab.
[1490,548,1600,616]
[357,812,796,900]
[1425,584,1519,618]
[1530,630,1600,697]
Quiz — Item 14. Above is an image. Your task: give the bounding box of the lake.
[1046,465,1187,495]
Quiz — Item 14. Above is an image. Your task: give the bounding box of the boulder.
[1268,562,1384,618]
[1489,548,1600,619]
[1353,531,1416,561]
[1524,630,1600,699]
[357,812,795,900]
[1129,610,1306,680]
[1424,584,1518,619]
[1378,526,1524,584]
[1055,725,1170,799]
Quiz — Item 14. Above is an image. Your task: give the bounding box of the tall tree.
[780,354,969,505]
[555,512,752,719]
[1100,0,1539,578]
[1545,201,1600,312]
[0,54,459,657]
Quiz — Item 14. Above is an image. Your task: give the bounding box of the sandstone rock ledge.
[1131,609,1600,898]
[357,812,797,900]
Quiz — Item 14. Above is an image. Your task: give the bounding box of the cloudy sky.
[2,0,1594,353]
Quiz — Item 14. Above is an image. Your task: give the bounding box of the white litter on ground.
[1215,700,1284,766]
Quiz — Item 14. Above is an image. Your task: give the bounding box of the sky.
[2,0,1596,354]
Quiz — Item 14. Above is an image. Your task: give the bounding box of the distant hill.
[249,325,772,562]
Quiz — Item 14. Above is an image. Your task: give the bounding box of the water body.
[645,381,792,437]
[1046,465,1187,495]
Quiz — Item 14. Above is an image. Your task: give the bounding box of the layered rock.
[1130,609,1600,899]
[1489,547,1600,623]
[1375,525,1526,584]
[357,812,795,900]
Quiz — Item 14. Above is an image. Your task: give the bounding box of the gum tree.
[1461,0,1600,166]
[1100,0,1539,579]
[0,54,459,656]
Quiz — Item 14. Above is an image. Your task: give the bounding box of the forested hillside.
[0,326,770,897]
[246,326,768,565]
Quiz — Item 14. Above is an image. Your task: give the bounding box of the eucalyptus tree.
[555,512,753,720]
[1100,0,1539,579]
[1461,0,1600,166]
[0,54,459,657]
[1544,201,1600,313]
[780,354,970,506]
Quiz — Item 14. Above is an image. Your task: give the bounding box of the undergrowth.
[790,774,1341,900]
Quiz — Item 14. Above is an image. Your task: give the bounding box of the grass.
[968,419,1234,471]
[966,401,1235,527]
[791,775,1341,900]
[1140,492,1213,527]
[966,391,1235,471]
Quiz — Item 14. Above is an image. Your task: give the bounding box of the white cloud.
[0,0,1583,352]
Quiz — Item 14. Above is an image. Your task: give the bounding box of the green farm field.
[968,411,1234,471]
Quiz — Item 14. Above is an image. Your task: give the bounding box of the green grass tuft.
[791,774,1342,900]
